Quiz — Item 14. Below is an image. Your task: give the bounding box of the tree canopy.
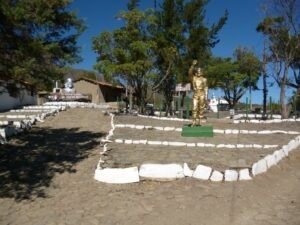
[93,0,228,113]
[92,0,157,112]
[207,47,261,109]
[0,0,85,95]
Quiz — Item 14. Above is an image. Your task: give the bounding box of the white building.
[0,81,37,112]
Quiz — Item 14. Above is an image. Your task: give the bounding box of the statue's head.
[194,67,202,77]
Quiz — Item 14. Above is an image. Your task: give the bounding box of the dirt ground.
[0,108,300,225]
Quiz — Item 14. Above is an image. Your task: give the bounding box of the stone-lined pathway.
[95,113,300,182]
[0,108,299,225]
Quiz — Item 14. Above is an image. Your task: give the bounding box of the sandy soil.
[0,108,299,225]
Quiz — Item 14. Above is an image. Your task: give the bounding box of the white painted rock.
[273,150,282,163]
[183,163,193,177]
[139,163,184,180]
[164,127,175,131]
[197,143,205,147]
[224,170,238,181]
[94,167,139,184]
[258,130,272,134]
[148,141,162,145]
[162,141,169,146]
[244,144,253,148]
[125,124,135,128]
[139,140,147,144]
[240,130,249,134]
[225,144,236,148]
[214,129,224,134]
[239,169,252,180]
[135,125,145,129]
[154,126,164,131]
[175,128,182,132]
[115,139,123,143]
[193,165,212,180]
[252,159,267,176]
[282,146,289,156]
[186,143,196,147]
[132,140,140,144]
[115,124,125,128]
[210,170,223,182]
[248,130,257,134]
[124,139,133,144]
[253,144,262,148]
[169,142,186,147]
[204,143,215,148]
[265,154,277,168]
[225,129,232,134]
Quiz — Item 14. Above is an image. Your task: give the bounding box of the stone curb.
[95,113,300,184]
[113,139,278,149]
[114,123,299,135]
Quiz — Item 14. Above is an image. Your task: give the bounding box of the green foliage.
[234,47,262,90]
[206,47,261,108]
[92,0,228,113]
[92,0,157,112]
[0,0,85,95]
[176,0,228,83]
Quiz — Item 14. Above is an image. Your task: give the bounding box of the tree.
[178,0,228,83]
[262,40,269,117]
[234,47,262,110]
[207,58,243,109]
[0,0,85,95]
[152,0,184,115]
[152,0,228,113]
[92,0,157,113]
[257,0,300,118]
[207,48,261,109]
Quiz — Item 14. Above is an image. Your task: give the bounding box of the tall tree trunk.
[280,66,289,118]
[249,86,252,111]
[262,70,268,117]
[262,44,268,118]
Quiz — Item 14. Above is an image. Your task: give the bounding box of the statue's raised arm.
[188,60,198,84]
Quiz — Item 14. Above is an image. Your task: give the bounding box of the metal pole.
[246,97,248,119]
[294,95,297,119]
[217,98,220,119]
[270,96,273,119]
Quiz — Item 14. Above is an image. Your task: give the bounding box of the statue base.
[181,125,214,137]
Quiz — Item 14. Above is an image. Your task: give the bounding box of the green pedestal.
[181,125,214,137]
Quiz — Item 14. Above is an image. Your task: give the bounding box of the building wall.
[0,85,37,112]
[73,80,104,103]
[99,85,124,102]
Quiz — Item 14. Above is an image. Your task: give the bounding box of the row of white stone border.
[114,139,278,149]
[233,114,300,123]
[114,123,300,135]
[0,107,65,144]
[94,113,300,183]
[137,114,300,124]
[0,102,114,144]
[44,101,111,109]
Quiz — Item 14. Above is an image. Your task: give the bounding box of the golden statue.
[188,60,208,126]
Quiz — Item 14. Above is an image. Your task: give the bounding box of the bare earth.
[0,108,299,225]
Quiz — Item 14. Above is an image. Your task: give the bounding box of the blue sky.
[70,0,294,104]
